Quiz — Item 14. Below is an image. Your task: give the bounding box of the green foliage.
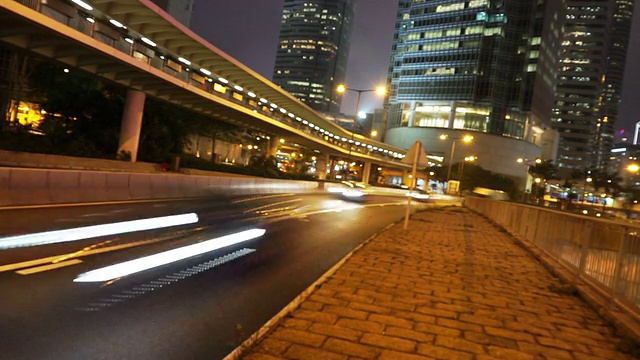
[247,155,281,178]
[457,163,517,196]
[529,159,559,181]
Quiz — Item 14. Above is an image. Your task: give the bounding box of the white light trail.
[74,228,266,282]
[0,213,198,249]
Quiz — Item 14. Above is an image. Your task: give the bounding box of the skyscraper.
[383,0,565,179]
[273,0,356,113]
[551,0,635,178]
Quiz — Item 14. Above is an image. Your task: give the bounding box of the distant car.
[326,181,369,201]
[405,188,431,202]
[471,187,509,201]
[340,181,369,199]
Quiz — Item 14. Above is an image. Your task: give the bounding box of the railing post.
[578,220,592,279]
[611,227,628,299]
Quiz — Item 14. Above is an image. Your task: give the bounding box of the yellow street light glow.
[586,177,593,183]
[279,138,285,143]
[463,135,474,143]
[371,130,378,137]
[628,164,640,172]
[337,84,346,93]
[376,86,386,95]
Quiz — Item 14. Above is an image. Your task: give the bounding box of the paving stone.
[272,328,326,347]
[240,208,634,360]
[360,333,417,352]
[323,305,369,320]
[322,338,380,358]
[416,343,474,360]
[308,323,362,342]
[252,338,291,356]
[283,344,347,360]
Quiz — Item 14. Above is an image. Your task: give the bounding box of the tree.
[247,154,281,178]
[529,159,559,181]
[592,171,623,196]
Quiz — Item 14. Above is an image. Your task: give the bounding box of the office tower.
[273,0,356,113]
[150,0,194,27]
[384,0,565,178]
[551,0,635,178]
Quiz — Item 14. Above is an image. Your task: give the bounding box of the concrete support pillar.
[267,137,279,158]
[407,101,417,127]
[117,90,146,162]
[316,154,331,180]
[448,101,456,129]
[362,161,372,184]
[316,154,326,180]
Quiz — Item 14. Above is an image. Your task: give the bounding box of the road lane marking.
[0,238,177,273]
[74,229,266,282]
[0,213,198,249]
[16,259,83,275]
[76,248,256,312]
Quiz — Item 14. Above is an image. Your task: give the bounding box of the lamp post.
[336,84,386,179]
[582,176,593,204]
[516,157,542,202]
[458,156,476,179]
[440,134,474,183]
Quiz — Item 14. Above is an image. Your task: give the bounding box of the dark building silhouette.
[273,0,355,113]
[551,0,635,177]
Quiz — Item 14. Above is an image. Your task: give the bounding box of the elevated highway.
[1,0,414,174]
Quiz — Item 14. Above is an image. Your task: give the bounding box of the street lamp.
[336,85,386,125]
[583,176,593,204]
[457,155,476,192]
[440,134,473,183]
[516,157,542,201]
[336,84,386,179]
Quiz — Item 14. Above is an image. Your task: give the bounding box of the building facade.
[551,0,635,179]
[273,0,355,113]
[150,0,194,27]
[383,0,565,180]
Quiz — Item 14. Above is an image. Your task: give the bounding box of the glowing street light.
[440,134,474,183]
[336,84,386,180]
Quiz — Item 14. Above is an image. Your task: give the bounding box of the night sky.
[191,0,640,139]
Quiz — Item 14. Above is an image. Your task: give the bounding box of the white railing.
[465,197,640,321]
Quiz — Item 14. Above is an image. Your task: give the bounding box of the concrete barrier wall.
[0,167,322,207]
[0,149,160,173]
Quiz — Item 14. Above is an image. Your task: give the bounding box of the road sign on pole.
[403,140,428,229]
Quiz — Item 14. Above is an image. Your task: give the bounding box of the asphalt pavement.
[237,206,638,360]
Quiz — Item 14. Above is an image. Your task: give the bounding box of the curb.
[222,221,397,360]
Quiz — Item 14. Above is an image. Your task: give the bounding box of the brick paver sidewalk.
[239,207,636,360]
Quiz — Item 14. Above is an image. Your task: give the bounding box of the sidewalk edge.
[222,222,397,360]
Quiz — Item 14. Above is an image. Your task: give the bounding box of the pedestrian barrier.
[466,196,640,338]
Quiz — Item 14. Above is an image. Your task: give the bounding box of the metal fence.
[465,196,640,317]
